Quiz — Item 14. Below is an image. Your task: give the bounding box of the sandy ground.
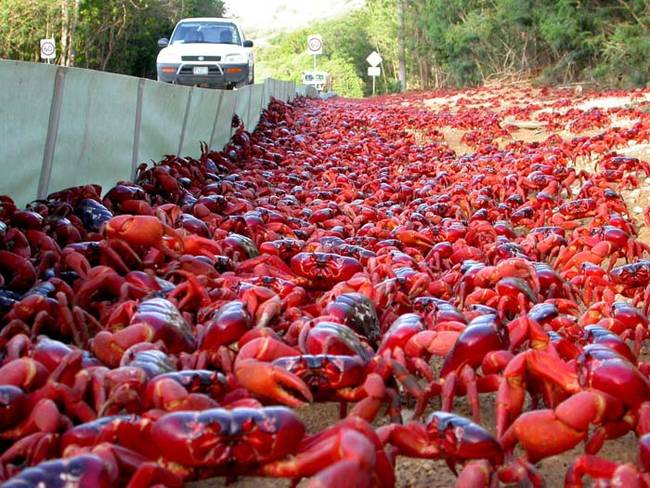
[421,84,650,246]
[194,85,650,487]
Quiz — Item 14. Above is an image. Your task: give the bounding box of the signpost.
[307,35,323,71]
[40,38,56,63]
[302,71,332,92]
[366,51,383,95]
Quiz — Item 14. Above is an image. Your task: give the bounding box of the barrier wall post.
[177,87,194,155]
[212,90,237,149]
[47,67,138,197]
[208,90,225,149]
[245,85,254,131]
[181,86,222,155]
[130,79,146,180]
[139,79,192,167]
[0,60,59,206]
[38,67,66,199]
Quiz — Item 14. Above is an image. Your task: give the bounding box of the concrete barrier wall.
[0,59,309,207]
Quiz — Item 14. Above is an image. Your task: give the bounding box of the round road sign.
[307,35,323,55]
[40,39,56,60]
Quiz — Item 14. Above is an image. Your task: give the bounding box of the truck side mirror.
[158,38,169,48]
[243,40,254,48]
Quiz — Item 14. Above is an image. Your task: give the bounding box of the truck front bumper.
[157,63,249,88]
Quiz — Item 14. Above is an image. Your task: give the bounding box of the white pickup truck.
[156,18,254,89]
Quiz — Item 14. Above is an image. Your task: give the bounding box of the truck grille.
[181,56,221,61]
[178,65,223,75]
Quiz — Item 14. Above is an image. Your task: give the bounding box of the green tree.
[181,0,225,18]
[0,0,224,77]
[594,22,650,87]
[0,0,60,62]
[74,0,224,77]
[255,13,371,97]
[1,0,649,90]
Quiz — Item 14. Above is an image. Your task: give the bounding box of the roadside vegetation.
[257,0,650,96]
[0,0,225,78]
[1,0,648,97]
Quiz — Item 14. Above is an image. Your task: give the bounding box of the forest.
[258,0,650,97]
[1,1,648,97]
[0,0,225,77]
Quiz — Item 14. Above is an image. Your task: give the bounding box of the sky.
[224,0,365,41]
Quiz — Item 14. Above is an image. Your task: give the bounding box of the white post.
[366,52,383,98]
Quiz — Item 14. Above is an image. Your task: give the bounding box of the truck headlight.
[224,53,245,64]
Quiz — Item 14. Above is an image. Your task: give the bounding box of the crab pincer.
[234,337,313,407]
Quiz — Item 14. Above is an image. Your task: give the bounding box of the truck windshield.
[170,22,242,45]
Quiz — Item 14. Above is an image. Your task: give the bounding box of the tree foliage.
[257,0,650,95]
[0,0,60,62]
[407,0,650,88]
[0,0,225,77]
[255,10,372,98]
[1,0,648,93]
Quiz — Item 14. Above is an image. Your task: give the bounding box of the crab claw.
[104,215,161,246]
[0,432,60,467]
[235,359,313,407]
[394,229,434,249]
[456,460,493,488]
[103,215,183,256]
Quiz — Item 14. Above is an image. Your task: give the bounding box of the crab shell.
[149,407,305,467]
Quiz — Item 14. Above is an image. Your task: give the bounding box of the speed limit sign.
[307,35,323,55]
[40,38,56,60]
